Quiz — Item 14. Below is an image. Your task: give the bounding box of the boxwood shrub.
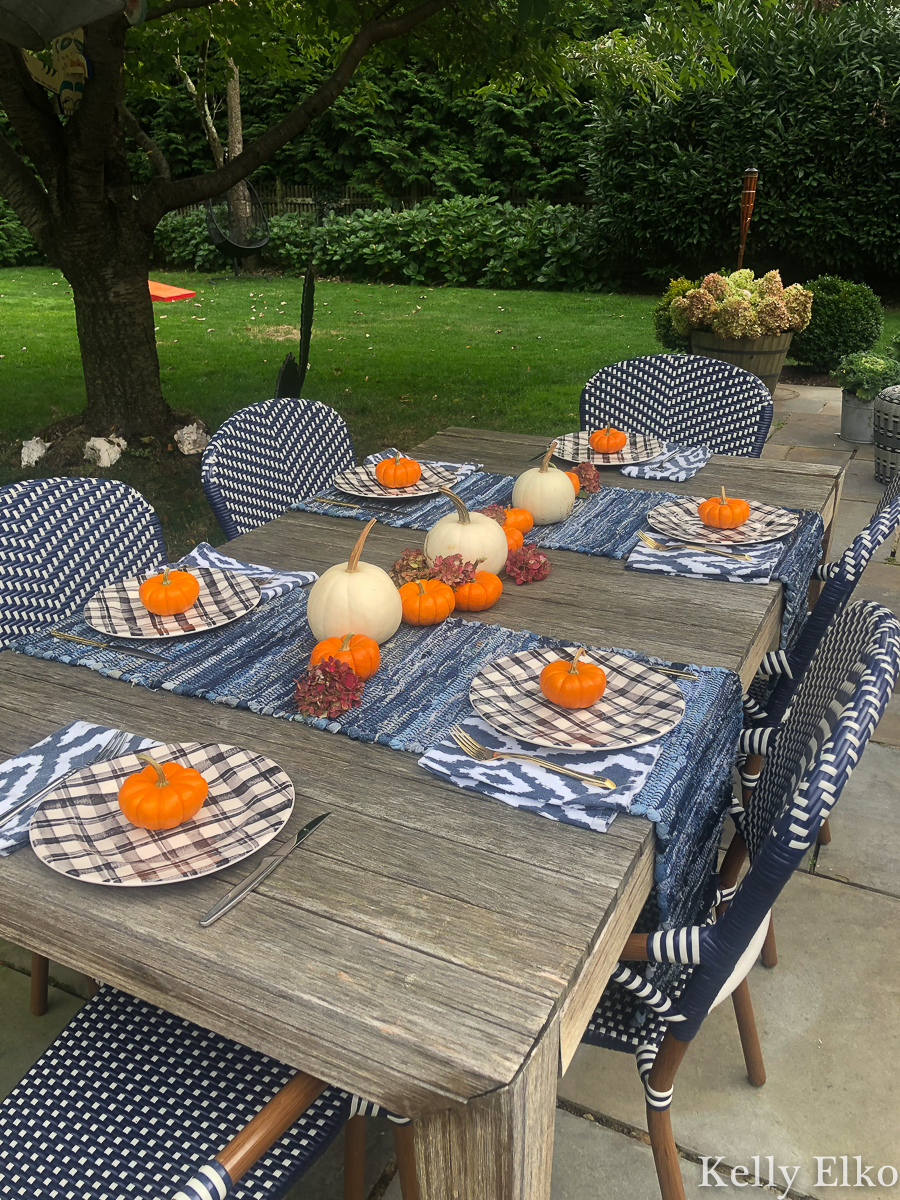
[790,276,883,371]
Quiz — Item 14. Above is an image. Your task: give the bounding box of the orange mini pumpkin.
[503,525,524,554]
[589,426,628,454]
[399,578,456,625]
[698,486,751,530]
[117,753,208,831]
[503,507,534,534]
[375,453,422,489]
[454,571,503,612]
[565,471,581,493]
[309,632,380,680]
[539,648,607,710]
[138,566,200,616]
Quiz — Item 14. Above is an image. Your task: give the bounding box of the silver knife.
[51,630,169,661]
[199,812,331,927]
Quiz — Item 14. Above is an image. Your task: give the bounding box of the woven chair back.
[580,354,773,457]
[201,397,355,539]
[0,477,166,649]
[762,471,900,727]
[677,600,900,1036]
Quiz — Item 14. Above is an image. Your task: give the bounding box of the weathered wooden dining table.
[0,428,843,1199]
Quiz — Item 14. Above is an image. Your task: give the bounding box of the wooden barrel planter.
[690,331,793,395]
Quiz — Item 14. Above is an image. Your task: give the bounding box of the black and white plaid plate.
[332,460,457,499]
[470,646,685,751]
[29,741,294,886]
[553,431,665,466]
[647,496,799,545]
[84,567,261,638]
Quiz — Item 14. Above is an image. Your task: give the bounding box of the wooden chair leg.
[647,1106,686,1200]
[741,752,763,804]
[343,1114,366,1200]
[30,953,49,1016]
[760,914,778,968]
[84,976,99,998]
[645,1033,691,1200]
[731,979,766,1087]
[392,1123,421,1200]
[817,816,832,845]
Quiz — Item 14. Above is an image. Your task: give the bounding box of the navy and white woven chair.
[201,398,355,539]
[580,354,773,457]
[0,984,419,1200]
[579,600,900,1200]
[0,476,166,649]
[739,468,900,856]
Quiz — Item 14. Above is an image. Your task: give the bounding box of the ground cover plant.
[0,267,662,554]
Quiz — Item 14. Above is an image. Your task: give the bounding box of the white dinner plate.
[84,567,261,639]
[332,460,457,499]
[647,497,799,545]
[553,431,665,466]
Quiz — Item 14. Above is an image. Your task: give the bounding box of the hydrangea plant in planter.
[833,352,900,444]
[664,269,814,394]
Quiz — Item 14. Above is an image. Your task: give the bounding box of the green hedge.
[0,197,45,267]
[585,0,900,284]
[151,197,608,289]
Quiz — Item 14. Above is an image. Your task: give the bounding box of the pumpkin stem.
[539,442,557,473]
[347,518,377,572]
[568,647,585,674]
[161,565,171,586]
[394,453,402,464]
[416,580,427,595]
[721,486,727,504]
[340,633,354,650]
[438,487,471,524]
[136,752,169,788]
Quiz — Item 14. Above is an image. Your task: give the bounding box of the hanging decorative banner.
[737,165,759,270]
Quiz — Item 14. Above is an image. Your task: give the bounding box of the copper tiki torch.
[736,165,759,269]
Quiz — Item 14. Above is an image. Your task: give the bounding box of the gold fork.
[449,726,617,790]
[637,529,753,563]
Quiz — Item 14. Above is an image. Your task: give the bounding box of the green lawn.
[3,266,898,556]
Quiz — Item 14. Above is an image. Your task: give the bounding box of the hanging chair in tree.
[205,177,269,278]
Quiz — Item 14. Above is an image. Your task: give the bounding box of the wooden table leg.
[412,1015,560,1200]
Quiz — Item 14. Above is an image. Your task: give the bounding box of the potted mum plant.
[664,269,814,394]
[833,351,900,444]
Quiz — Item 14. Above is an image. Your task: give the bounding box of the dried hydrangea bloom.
[505,544,551,585]
[294,658,364,719]
[476,504,507,525]
[728,268,754,292]
[755,270,784,301]
[669,295,693,336]
[701,272,730,300]
[685,288,718,328]
[783,283,814,332]
[711,296,761,340]
[575,462,601,493]
[757,297,790,335]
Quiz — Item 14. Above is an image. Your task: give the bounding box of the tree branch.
[122,104,171,180]
[67,14,128,176]
[176,48,224,168]
[0,127,52,248]
[145,0,222,22]
[142,0,450,221]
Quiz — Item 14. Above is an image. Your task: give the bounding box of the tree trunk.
[67,258,172,439]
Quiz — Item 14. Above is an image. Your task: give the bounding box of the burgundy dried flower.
[575,462,601,493]
[389,548,431,586]
[476,504,508,525]
[294,658,364,719]
[428,553,479,587]
[505,544,551,585]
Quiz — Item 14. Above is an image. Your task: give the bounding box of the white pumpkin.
[511,442,576,526]
[306,518,402,645]
[424,488,509,575]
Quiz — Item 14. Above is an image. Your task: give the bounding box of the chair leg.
[647,1106,686,1200]
[343,1115,366,1200]
[741,752,763,804]
[85,976,99,998]
[760,914,778,968]
[645,1033,691,1200]
[30,953,49,1016]
[392,1123,421,1200]
[731,979,766,1087]
[817,816,832,845]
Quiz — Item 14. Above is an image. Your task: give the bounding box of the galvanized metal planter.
[841,390,875,445]
[690,331,793,395]
[873,385,900,480]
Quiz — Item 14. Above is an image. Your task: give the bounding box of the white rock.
[84,435,127,467]
[174,423,210,455]
[21,437,50,467]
